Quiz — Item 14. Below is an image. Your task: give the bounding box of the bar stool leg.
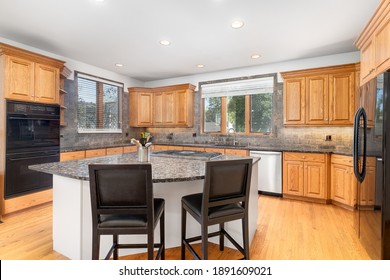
[219,223,225,251]
[160,211,165,260]
[113,234,118,260]
[242,218,250,260]
[181,205,187,260]
[201,225,208,260]
[92,230,100,260]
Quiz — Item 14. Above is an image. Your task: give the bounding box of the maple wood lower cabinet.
[282,152,330,203]
[330,154,376,209]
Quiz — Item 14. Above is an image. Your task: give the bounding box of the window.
[76,72,123,133]
[201,75,275,134]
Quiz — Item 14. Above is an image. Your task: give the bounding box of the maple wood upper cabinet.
[283,77,305,125]
[281,63,359,126]
[355,0,390,85]
[0,43,64,104]
[129,83,195,127]
[129,89,154,127]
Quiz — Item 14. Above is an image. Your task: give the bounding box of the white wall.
[144,52,360,89]
[0,37,144,89]
[1,36,360,90]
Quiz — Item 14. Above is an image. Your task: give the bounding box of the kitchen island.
[30,151,259,260]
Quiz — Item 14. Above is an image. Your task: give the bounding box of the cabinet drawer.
[168,145,184,150]
[106,147,123,155]
[123,146,137,153]
[85,149,106,158]
[204,147,225,154]
[153,145,169,150]
[283,152,325,162]
[331,154,353,166]
[186,146,205,152]
[224,149,248,156]
[60,151,85,161]
[331,154,377,167]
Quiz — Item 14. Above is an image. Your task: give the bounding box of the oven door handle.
[8,116,59,121]
[7,154,59,161]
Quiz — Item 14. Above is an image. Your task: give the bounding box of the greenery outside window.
[76,72,123,133]
[201,75,275,134]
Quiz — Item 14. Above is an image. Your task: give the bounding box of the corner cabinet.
[282,152,330,203]
[355,0,390,85]
[0,42,65,105]
[330,154,376,210]
[281,63,359,126]
[129,83,195,128]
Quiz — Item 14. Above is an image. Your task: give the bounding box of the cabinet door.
[304,161,326,199]
[360,78,377,127]
[164,91,175,125]
[331,164,355,207]
[284,78,305,125]
[329,71,355,125]
[138,92,153,126]
[305,75,328,125]
[283,160,304,196]
[34,63,59,104]
[154,92,164,125]
[375,17,390,74]
[360,166,376,206]
[154,91,175,126]
[4,55,35,102]
[360,40,376,84]
[177,88,194,127]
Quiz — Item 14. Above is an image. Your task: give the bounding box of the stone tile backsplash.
[60,78,379,154]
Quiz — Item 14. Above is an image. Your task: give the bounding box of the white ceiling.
[0,0,381,82]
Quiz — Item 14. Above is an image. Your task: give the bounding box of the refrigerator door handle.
[353,107,367,183]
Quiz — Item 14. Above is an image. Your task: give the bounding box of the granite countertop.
[30,152,259,183]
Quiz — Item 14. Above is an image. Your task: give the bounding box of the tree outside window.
[77,72,122,133]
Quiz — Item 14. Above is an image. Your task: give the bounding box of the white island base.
[52,165,258,260]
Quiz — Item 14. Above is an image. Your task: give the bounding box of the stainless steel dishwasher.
[250,151,282,196]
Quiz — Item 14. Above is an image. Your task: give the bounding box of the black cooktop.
[153,150,223,160]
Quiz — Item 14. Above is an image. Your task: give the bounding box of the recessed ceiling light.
[95,0,104,2]
[251,54,261,59]
[197,64,205,68]
[160,40,171,46]
[115,63,123,67]
[231,20,244,29]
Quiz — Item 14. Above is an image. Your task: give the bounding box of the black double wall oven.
[5,101,60,198]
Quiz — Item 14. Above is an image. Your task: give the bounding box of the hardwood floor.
[0,195,370,260]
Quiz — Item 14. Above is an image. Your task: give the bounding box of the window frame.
[75,71,124,134]
[200,73,276,135]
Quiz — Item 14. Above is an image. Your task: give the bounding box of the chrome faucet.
[228,127,238,146]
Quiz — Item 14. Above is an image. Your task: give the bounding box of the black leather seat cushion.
[182,193,244,219]
[99,198,164,228]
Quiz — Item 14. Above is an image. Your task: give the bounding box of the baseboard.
[3,189,53,215]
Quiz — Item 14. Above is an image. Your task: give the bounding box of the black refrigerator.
[353,70,390,260]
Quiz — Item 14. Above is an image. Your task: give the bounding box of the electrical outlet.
[325,135,332,141]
